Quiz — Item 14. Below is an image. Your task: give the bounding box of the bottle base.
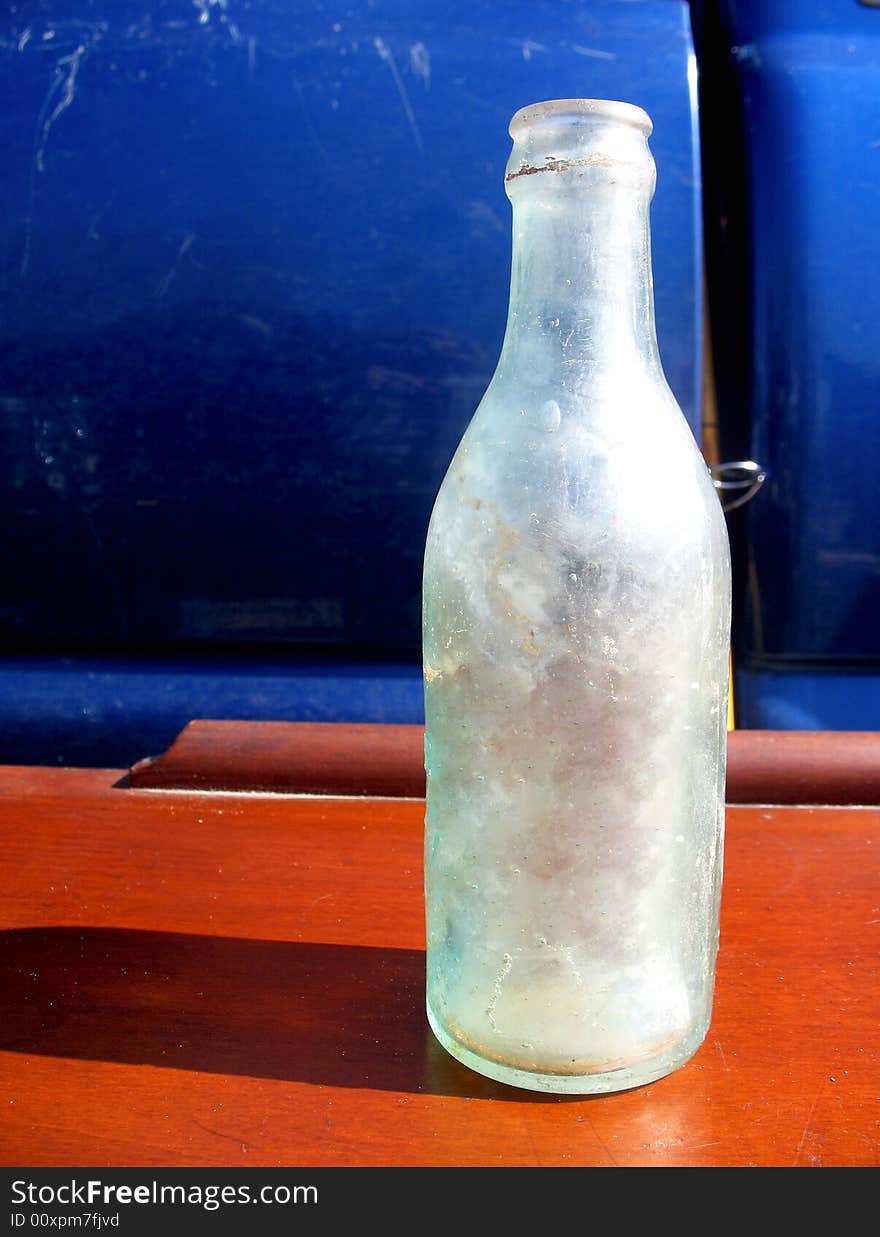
[426,999,705,1095]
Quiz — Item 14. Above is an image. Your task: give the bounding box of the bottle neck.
[498,182,661,383]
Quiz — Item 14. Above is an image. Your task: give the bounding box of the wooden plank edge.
[125,720,880,805]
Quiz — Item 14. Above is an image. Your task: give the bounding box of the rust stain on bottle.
[506,154,615,181]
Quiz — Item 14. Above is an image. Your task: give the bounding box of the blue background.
[0,1,704,765]
[697,0,880,730]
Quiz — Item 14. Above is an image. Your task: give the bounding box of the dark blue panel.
[0,1,701,656]
[706,0,880,729]
[721,0,880,666]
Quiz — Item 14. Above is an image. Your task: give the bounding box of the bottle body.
[422,100,731,1093]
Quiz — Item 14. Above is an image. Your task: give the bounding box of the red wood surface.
[129,720,427,798]
[128,720,880,805]
[0,762,878,1167]
[726,728,880,804]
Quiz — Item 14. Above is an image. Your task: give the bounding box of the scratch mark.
[21,43,87,278]
[155,231,196,298]
[239,314,272,337]
[38,39,88,101]
[409,41,431,88]
[521,1109,544,1167]
[17,27,32,52]
[586,1114,620,1166]
[571,44,617,61]
[793,1086,822,1167]
[248,35,257,78]
[191,1116,248,1154]
[292,74,333,168]
[766,831,804,897]
[520,39,546,62]
[452,83,508,118]
[374,36,424,152]
[193,0,228,26]
[86,192,117,241]
[713,1037,730,1071]
[467,199,506,235]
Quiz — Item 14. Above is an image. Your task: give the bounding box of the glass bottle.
[422,99,732,1094]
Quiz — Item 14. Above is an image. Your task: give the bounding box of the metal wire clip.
[710,459,767,512]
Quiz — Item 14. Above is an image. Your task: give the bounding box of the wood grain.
[0,760,878,1167]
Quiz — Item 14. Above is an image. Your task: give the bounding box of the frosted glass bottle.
[422,100,732,1094]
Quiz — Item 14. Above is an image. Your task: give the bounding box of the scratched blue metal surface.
[0,652,426,768]
[709,0,880,729]
[0,1,702,764]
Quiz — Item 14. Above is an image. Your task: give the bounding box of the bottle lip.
[509,98,653,138]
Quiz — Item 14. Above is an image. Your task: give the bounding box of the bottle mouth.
[509,98,653,140]
[505,98,655,196]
